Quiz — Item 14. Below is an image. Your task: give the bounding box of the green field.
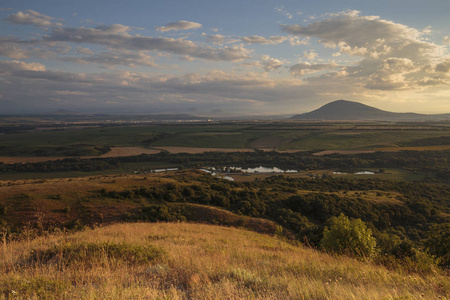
[1,122,450,156]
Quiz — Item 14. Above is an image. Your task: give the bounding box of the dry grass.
[1,222,448,299]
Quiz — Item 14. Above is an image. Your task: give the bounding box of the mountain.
[33,113,209,122]
[291,100,450,121]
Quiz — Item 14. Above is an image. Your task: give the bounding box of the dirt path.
[153,146,255,154]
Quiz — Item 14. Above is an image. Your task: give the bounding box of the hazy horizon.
[1,0,450,115]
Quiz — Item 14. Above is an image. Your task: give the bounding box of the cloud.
[0,60,322,114]
[202,33,239,45]
[242,55,288,72]
[281,10,440,61]
[6,10,63,27]
[290,62,339,76]
[67,50,158,67]
[282,10,450,91]
[0,39,31,59]
[45,25,251,62]
[76,46,95,55]
[275,5,293,19]
[444,36,450,45]
[260,56,287,72]
[241,35,287,45]
[155,20,202,32]
[0,60,46,72]
[436,59,450,73]
[288,37,310,46]
[364,57,419,90]
[55,90,89,96]
[303,49,318,60]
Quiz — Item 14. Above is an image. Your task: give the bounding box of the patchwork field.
[1,122,449,159]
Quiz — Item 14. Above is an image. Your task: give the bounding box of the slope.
[1,222,448,299]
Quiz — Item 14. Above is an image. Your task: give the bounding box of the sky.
[1,0,450,115]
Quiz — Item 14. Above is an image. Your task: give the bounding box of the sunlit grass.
[1,222,448,299]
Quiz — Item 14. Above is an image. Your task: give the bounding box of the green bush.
[426,223,450,269]
[321,214,377,259]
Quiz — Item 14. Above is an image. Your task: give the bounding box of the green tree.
[426,223,450,269]
[321,214,377,259]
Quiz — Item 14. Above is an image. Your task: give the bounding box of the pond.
[333,170,376,175]
[228,166,298,173]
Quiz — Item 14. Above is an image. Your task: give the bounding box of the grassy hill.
[1,222,449,299]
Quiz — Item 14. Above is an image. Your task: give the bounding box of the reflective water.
[229,166,298,173]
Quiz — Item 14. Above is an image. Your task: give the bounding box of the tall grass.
[1,222,449,299]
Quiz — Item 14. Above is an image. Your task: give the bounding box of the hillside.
[291,100,450,121]
[1,222,448,299]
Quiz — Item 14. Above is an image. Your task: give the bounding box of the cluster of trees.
[95,173,449,269]
[1,149,449,181]
[0,158,118,172]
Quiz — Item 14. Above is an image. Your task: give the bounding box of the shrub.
[426,223,450,269]
[321,214,377,259]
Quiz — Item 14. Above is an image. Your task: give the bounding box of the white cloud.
[242,55,288,72]
[281,10,440,62]
[203,33,226,45]
[202,33,240,45]
[288,37,310,46]
[303,50,318,60]
[241,35,287,45]
[76,46,95,55]
[45,25,251,62]
[365,57,419,90]
[155,20,202,32]
[6,10,62,27]
[444,36,450,45]
[68,50,158,68]
[275,5,293,19]
[0,60,46,72]
[0,39,30,59]
[282,10,450,91]
[290,62,339,76]
[260,56,287,72]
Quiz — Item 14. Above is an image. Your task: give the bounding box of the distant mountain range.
[42,112,210,122]
[291,100,450,121]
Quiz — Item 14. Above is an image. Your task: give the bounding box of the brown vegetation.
[1,222,448,299]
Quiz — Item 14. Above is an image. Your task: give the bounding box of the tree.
[426,223,450,269]
[321,214,377,259]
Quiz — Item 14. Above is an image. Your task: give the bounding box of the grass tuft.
[28,241,166,267]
